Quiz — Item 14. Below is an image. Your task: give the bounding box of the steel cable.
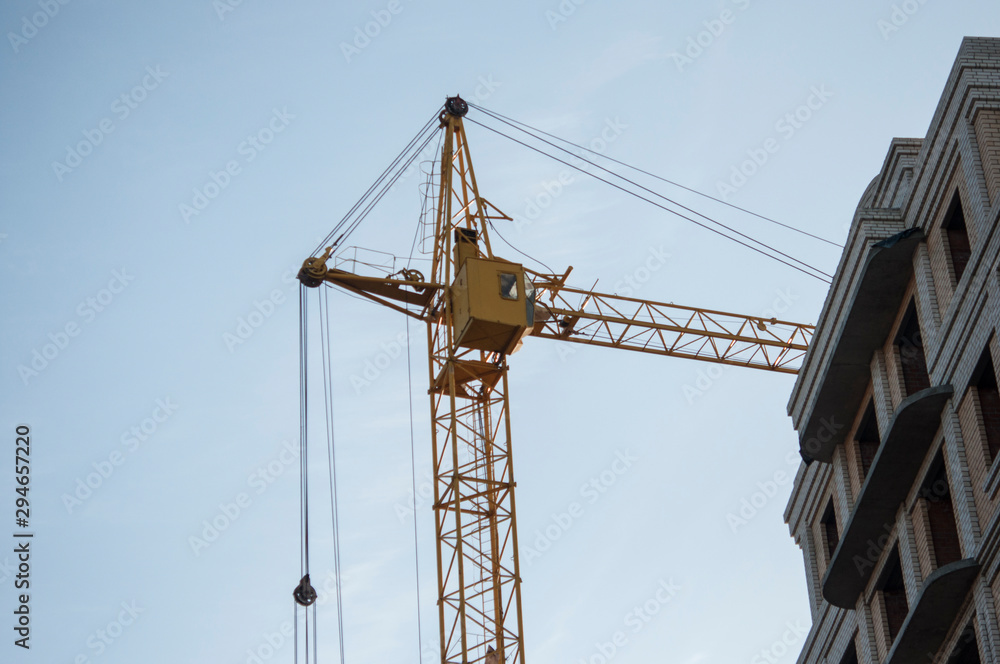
[468,102,842,248]
[313,109,444,257]
[464,116,832,284]
[319,287,347,664]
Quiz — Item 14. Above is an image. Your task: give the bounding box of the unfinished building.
[785,37,1000,664]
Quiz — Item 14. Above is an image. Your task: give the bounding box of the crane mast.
[297,96,815,664]
[424,97,526,664]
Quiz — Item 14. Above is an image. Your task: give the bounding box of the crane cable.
[469,102,842,248]
[463,111,833,284]
[294,284,350,664]
[468,101,840,264]
[313,109,445,257]
[404,313,425,663]
[319,285,348,664]
[294,284,318,664]
[403,151,437,662]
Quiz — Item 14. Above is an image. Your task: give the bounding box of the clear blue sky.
[2,1,998,663]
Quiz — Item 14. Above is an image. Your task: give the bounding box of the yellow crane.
[297,96,814,664]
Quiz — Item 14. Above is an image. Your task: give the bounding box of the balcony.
[822,384,954,608]
[884,559,980,664]
[797,228,924,463]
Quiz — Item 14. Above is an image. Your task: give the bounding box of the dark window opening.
[498,273,518,300]
[947,623,981,664]
[920,452,961,567]
[973,345,1000,463]
[878,547,909,643]
[839,641,859,664]
[896,302,930,396]
[820,498,839,562]
[945,192,971,284]
[856,400,880,478]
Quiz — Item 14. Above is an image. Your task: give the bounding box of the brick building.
[785,37,1000,664]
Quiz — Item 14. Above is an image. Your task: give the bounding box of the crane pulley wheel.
[445,96,469,117]
[293,574,318,606]
[400,268,424,282]
[298,256,329,288]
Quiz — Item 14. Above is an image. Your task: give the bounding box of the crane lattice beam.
[527,269,813,373]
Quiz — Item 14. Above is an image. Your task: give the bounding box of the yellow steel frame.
[425,111,526,664]
[527,269,813,373]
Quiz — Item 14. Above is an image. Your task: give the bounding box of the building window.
[896,302,930,396]
[498,273,518,300]
[972,345,1000,463]
[919,451,962,568]
[839,641,859,664]
[949,623,981,664]
[945,192,972,284]
[877,547,909,645]
[820,498,839,563]
[856,400,880,479]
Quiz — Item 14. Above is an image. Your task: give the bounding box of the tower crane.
[297,96,815,664]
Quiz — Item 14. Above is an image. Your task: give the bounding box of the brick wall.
[974,108,1000,206]
[928,221,957,314]
[928,493,963,567]
[912,497,936,574]
[960,388,997,531]
[870,592,891,661]
[977,363,1000,460]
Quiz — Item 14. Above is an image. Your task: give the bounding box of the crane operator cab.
[450,228,535,356]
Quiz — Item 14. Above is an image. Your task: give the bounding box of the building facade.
[785,37,1000,664]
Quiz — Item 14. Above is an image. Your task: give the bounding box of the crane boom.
[297,264,814,373]
[526,268,813,373]
[297,96,815,663]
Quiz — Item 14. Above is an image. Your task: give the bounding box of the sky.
[2,1,999,663]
